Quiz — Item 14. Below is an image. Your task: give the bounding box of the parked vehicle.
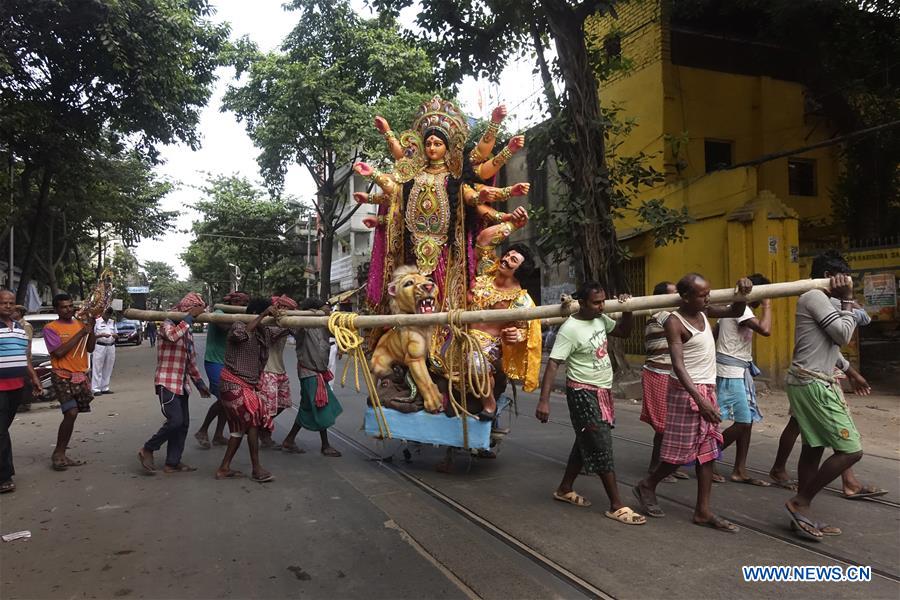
[115,320,143,345]
[23,313,57,398]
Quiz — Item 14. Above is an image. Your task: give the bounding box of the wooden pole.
[125,278,833,330]
[212,303,318,316]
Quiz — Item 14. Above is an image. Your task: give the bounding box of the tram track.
[546,418,900,510]
[329,426,616,600]
[507,439,900,584]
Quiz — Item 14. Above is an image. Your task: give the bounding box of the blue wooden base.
[363,395,511,451]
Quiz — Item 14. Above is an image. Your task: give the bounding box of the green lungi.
[296,375,343,431]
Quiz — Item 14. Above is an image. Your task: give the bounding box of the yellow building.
[510,1,899,382]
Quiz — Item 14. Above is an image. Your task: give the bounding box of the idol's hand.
[491,104,507,123]
[510,182,530,196]
[507,135,525,153]
[362,216,378,229]
[479,187,500,203]
[501,327,522,344]
[508,206,528,227]
[353,192,369,204]
[374,116,390,134]
[353,162,373,177]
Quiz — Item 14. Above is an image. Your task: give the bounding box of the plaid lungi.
[640,368,669,433]
[219,368,272,432]
[660,381,722,465]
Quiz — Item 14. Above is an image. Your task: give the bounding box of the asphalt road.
[1,337,898,599]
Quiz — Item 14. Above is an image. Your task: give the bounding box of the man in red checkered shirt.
[138,293,210,474]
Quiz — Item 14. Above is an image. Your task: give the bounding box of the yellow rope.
[327,312,391,439]
[442,310,495,450]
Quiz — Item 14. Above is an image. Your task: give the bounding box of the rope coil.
[327,312,391,440]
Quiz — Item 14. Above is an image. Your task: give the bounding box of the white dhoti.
[91,343,116,393]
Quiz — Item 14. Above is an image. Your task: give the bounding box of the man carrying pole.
[633,274,753,533]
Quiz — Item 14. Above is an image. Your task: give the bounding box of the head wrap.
[174,292,206,312]
[223,291,250,306]
[271,294,298,310]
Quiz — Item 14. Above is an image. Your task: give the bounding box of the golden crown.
[412,96,469,144]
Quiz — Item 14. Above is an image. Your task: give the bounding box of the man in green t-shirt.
[536,281,646,526]
[194,291,249,448]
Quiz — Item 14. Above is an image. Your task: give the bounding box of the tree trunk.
[15,166,52,304]
[542,1,628,294]
[318,227,334,300]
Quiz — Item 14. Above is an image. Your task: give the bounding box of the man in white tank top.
[634,273,753,534]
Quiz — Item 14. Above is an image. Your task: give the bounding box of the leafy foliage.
[181,175,307,300]
[221,0,436,293]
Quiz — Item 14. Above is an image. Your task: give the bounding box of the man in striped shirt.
[0,289,42,494]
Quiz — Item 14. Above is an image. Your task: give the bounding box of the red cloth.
[174,292,205,312]
[640,368,669,433]
[314,370,334,408]
[219,367,271,432]
[0,378,24,391]
[566,380,614,424]
[154,320,203,395]
[660,381,723,465]
[223,291,250,306]
[271,295,298,310]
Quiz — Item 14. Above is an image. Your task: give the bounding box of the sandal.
[251,473,275,483]
[215,469,245,480]
[791,520,841,536]
[632,485,665,518]
[605,506,647,525]
[321,447,342,458]
[194,432,211,449]
[163,463,197,473]
[280,444,306,454]
[137,449,156,474]
[784,504,823,542]
[711,473,726,484]
[770,478,799,492]
[842,485,888,500]
[672,470,690,480]
[731,476,771,487]
[0,480,15,494]
[64,458,86,467]
[553,490,592,507]
[695,515,740,533]
[51,457,68,471]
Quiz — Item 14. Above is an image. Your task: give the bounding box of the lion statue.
[369,266,443,413]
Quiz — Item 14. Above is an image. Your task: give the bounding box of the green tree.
[142,260,191,310]
[372,0,691,291]
[221,0,435,294]
[1,0,227,302]
[181,175,305,299]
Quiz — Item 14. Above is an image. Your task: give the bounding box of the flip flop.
[553,491,592,507]
[0,481,15,494]
[251,473,275,483]
[791,520,841,536]
[321,447,342,457]
[784,505,823,542]
[164,464,197,473]
[711,473,726,483]
[64,458,86,467]
[770,478,799,491]
[842,485,888,500]
[695,515,740,534]
[194,432,211,449]
[280,444,306,454]
[661,474,678,483]
[215,469,245,480]
[632,485,665,518]
[731,477,771,487]
[51,458,68,471]
[137,450,156,474]
[672,470,690,480]
[605,506,647,525]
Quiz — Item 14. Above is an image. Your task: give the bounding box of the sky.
[135,0,549,279]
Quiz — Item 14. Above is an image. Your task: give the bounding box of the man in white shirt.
[714,273,772,486]
[91,308,118,394]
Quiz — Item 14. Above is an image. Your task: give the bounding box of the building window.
[788,159,817,196]
[704,139,733,173]
[604,33,621,60]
